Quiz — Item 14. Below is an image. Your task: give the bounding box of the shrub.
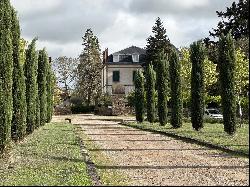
[71,104,95,114]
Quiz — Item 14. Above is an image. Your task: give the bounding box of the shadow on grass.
[80,139,173,142]
[44,155,83,163]
[96,164,249,170]
[88,148,210,152]
[87,133,150,136]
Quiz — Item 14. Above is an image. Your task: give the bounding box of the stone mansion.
[101,46,146,95]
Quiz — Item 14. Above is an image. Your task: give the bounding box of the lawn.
[125,122,249,155]
[0,123,92,186]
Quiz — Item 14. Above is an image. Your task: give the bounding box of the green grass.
[75,125,129,186]
[125,122,249,155]
[0,123,92,186]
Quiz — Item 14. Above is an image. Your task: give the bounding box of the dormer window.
[119,55,132,62]
[132,54,139,62]
[113,55,119,62]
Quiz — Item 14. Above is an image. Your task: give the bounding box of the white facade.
[102,64,143,95]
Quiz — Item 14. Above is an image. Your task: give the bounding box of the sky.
[11,0,235,59]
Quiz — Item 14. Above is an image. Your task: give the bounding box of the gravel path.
[52,115,249,186]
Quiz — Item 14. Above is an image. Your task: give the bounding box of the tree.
[204,57,219,107]
[218,33,237,135]
[0,0,13,153]
[180,47,220,109]
[24,38,38,134]
[180,47,192,108]
[76,29,102,106]
[169,49,182,128]
[146,17,172,69]
[157,50,169,126]
[53,56,78,95]
[234,48,249,121]
[11,8,27,141]
[190,41,205,131]
[145,63,156,123]
[38,49,49,126]
[134,70,145,123]
[209,0,249,40]
[46,58,54,123]
[205,0,249,59]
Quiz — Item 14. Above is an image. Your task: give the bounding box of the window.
[133,71,136,82]
[113,71,120,82]
[132,54,139,62]
[119,55,132,62]
[113,55,119,62]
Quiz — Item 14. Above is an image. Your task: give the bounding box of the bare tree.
[53,56,79,95]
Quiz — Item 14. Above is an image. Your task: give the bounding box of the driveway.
[52,114,249,186]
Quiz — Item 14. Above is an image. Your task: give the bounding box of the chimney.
[102,48,109,64]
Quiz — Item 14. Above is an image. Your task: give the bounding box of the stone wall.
[111,95,134,116]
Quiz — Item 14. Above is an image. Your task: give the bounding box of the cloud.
[11,0,234,59]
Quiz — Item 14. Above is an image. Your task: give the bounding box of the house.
[101,46,146,95]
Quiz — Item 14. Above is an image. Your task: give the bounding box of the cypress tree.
[35,92,40,128]
[38,49,48,126]
[46,58,53,123]
[0,0,13,153]
[218,33,237,135]
[145,63,156,123]
[11,8,27,140]
[24,38,38,134]
[134,70,145,123]
[190,41,205,131]
[157,50,169,126]
[169,49,182,128]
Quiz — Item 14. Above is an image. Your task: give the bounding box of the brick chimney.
[102,48,108,64]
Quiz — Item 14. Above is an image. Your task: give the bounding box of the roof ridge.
[113,45,146,55]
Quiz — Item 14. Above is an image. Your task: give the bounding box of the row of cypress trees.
[134,32,237,135]
[0,0,54,153]
[134,48,182,128]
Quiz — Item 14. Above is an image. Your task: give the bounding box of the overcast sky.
[11,0,234,59]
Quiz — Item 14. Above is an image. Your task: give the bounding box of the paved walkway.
[52,115,249,186]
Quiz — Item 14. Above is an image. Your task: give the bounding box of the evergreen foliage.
[210,0,249,40]
[24,38,38,134]
[38,49,48,126]
[145,63,156,123]
[0,0,13,152]
[76,29,102,106]
[134,70,145,123]
[146,17,172,69]
[157,50,169,126]
[218,33,237,135]
[11,8,27,140]
[46,58,54,123]
[169,49,182,128]
[190,41,205,131]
